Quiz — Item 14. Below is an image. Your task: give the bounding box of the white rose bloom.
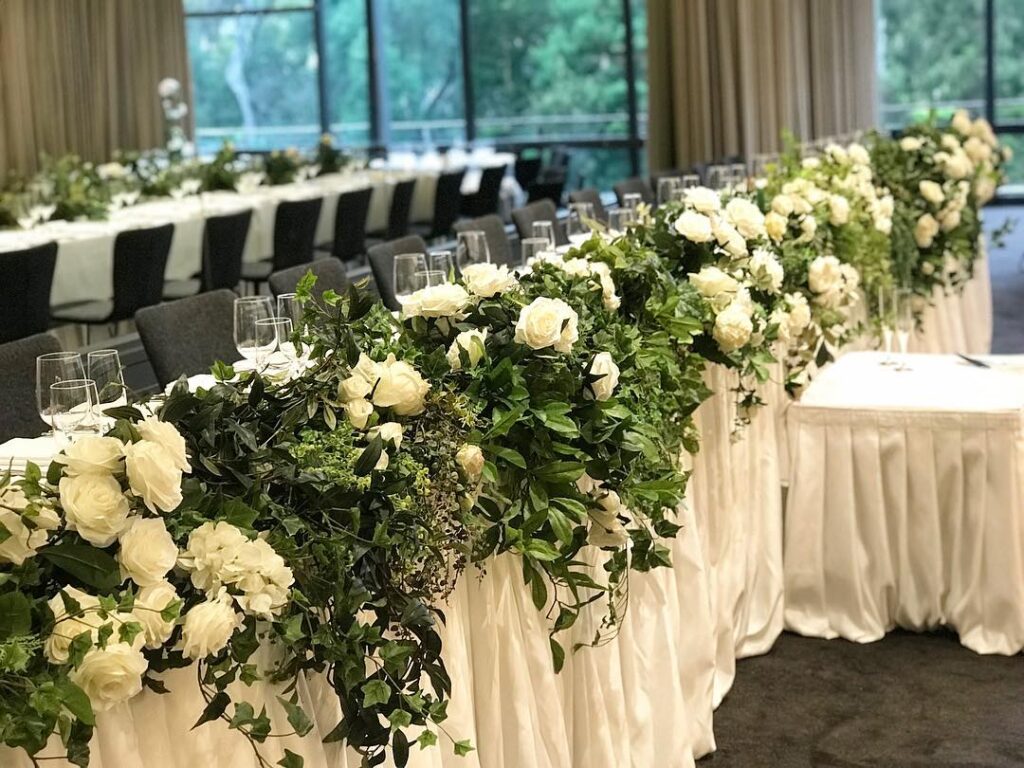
[875,216,893,235]
[764,211,788,242]
[0,488,59,565]
[939,207,962,232]
[941,133,962,152]
[673,210,714,243]
[828,195,850,226]
[55,436,125,476]
[133,581,179,649]
[914,213,940,249]
[588,507,629,548]
[370,421,404,450]
[69,642,148,712]
[921,261,936,276]
[125,440,184,514]
[343,398,374,429]
[847,143,871,166]
[826,143,849,163]
[839,264,860,292]
[942,151,974,180]
[374,450,390,472]
[514,297,579,354]
[900,136,924,152]
[180,591,241,660]
[770,307,792,343]
[919,180,945,206]
[60,473,131,547]
[951,109,972,135]
[682,186,721,214]
[1003,145,1014,161]
[808,255,843,295]
[456,444,485,479]
[713,301,754,353]
[587,352,620,402]
[748,248,784,293]
[771,195,794,217]
[690,266,738,298]
[446,328,488,370]
[460,263,518,298]
[157,78,181,98]
[588,262,621,312]
[798,215,818,242]
[372,355,430,416]
[118,517,178,587]
[711,216,748,258]
[338,353,381,403]
[786,293,811,334]
[135,418,190,474]
[975,176,997,205]
[179,521,249,592]
[801,157,821,170]
[963,136,992,164]
[45,588,99,663]
[971,116,998,146]
[402,283,471,319]
[724,198,766,240]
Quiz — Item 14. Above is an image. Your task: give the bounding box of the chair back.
[331,187,373,261]
[453,215,514,268]
[463,164,506,217]
[111,223,174,322]
[514,156,542,190]
[427,170,466,238]
[367,235,428,311]
[202,209,252,291]
[568,188,608,222]
[613,176,655,206]
[269,258,350,299]
[511,200,567,246]
[527,177,565,206]
[273,197,323,271]
[135,289,238,387]
[0,332,62,442]
[386,179,417,240]
[0,242,57,343]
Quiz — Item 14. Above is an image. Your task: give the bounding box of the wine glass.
[277,293,303,328]
[50,379,100,446]
[657,177,682,205]
[622,192,643,212]
[681,174,701,189]
[87,350,127,423]
[531,221,556,250]
[393,253,427,306]
[607,208,634,236]
[416,269,445,288]
[567,203,594,247]
[428,251,454,281]
[456,231,491,271]
[877,286,896,366]
[729,163,748,189]
[895,288,914,370]
[520,237,552,267]
[253,316,294,373]
[36,352,85,433]
[234,296,274,363]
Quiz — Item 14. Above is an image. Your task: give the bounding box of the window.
[322,0,372,145]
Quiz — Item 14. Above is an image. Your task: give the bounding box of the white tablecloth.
[784,352,1024,656]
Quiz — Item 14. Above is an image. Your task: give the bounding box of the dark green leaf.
[41,543,121,593]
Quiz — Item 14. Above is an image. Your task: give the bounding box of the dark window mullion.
[459,0,475,143]
[622,0,640,175]
[313,0,330,137]
[985,0,996,124]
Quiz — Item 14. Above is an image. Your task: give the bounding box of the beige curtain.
[0,0,191,177]
[647,0,877,171]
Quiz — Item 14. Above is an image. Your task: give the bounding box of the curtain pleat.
[647,0,877,171]
[0,0,191,177]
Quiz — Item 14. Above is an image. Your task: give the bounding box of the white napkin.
[0,436,59,475]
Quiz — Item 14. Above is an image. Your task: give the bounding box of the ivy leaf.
[40,543,120,593]
[361,679,391,708]
[453,740,475,757]
[67,631,93,669]
[0,592,32,639]
[278,750,304,768]
[388,709,412,730]
[417,730,438,750]
[276,696,313,737]
[192,691,230,730]
[55,679,95,727]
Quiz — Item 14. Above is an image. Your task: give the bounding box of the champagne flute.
[234,296,274,364]
[567,202,594,247]
[877,286,896,366]
[520,237,552,267]
[36,352,85,433]
[531,221,556,250]
[393,252,427,306]
[50,379,100,446]
[895,288,914,371]
[456,231,490,270]
[657,177,682,205]
[428,251,454,282]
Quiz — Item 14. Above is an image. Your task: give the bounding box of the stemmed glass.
[531,221,556,250]
[621,192,643,212]
[607,208,634,236]
[50,379,101,446]
[253,317,294,374]
[234,296,274,364]
[456,231,491,271]
[277,293,302,328]
[415,269,446,289]
[393,253,427,306]
[729,163,747,189]
[657,177,682,205]
[877,286,896,366]
[680,174,701,189]
[36,352,85,434]
[895,288,915,371]
[520,237,551,267]
[567,202,594,247]
[428,251,454,281]
[706,166,728,190]
[88,350,127,410]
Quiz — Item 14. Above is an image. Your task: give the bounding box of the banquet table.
[783,351,1024,656]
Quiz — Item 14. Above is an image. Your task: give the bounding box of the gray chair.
[511,200,567,246]
[269,258,350,299]
[568,188,608,223]
[453,215,514,268]
[0,241,57,343]
[135,290,238,387]
[0,332,62,442]
[613,176,655,206]
[367,235,428,311]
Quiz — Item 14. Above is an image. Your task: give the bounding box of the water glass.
[234,296,274,362]
[277,293,303,328]
[520,237,552,266]
[622,193,643,212]
[456,231,491,270]
[254,316,294,372]
[877,286,896,365]
[567,202,595,247]
[681,174,701,189]
[394,253,427,306]
[50,379,100,444]
[607,208,634,236]
[428,251,454,281]
[37,352,85,431]
[895,288,914,370]
[416,269,446,289]
[706,166,729,190]
[531,221,556,249]
[657,177,682,205]
[87,350,127,419]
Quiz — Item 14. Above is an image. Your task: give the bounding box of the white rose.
[808,256,842,295]
[60,474,131,547]
[765,211,788,242]
[0,488,59,565]
[921,261,936,276]
[69,642,148,712]
[801,157,820,170]
[134,581,179,649]
[939,207,962,232]
[118,517,178,587]
[900,136,924,152]
[344,398,374,429]
[828,195,850,226]
[589,262,621,312]
[875,216,893,235]
[770,308,791,343]
[45,588,100,663]
[125,441,184,514]
[711,216,748,258]
[673,211,714,243]
[588,508,629,548]
[179,521,248,592]
[370,421,404,450]
[975,176,997,205]
[847,143,871,166]
[682,186,721,214]
[446,328,488,370]
[402,284,471,319]
[587,352,620,402]
[55,436,125,476]
[135,419,190,474]
[919,180,945,206]
[338,353,380,402]
[963,136,992,164]
[826,143,849,163]
[180,591,241,660]
[456,444,485,479]
[460,263,518,298]
[374,450,390,472]
[724,198,766,240]
[771,195,794,217]
[786,293,811,334]
[748,248,784,293]
[798,215,817,242]
[914,213,940,249]
[951,109,972,135]
[839,264,860,292]
[690,266,738,298]
[514,297,579,354]
[942,151,973,180]
[713,301,754,353]
[372,355,430,416]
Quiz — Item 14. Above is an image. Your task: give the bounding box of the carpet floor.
[705,210,1024,766]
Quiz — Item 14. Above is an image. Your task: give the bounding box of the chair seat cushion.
[162,278,201,300]
[240,260,273,281]
[51,300,114,324]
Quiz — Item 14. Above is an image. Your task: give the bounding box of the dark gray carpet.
[704,631,1024,767]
